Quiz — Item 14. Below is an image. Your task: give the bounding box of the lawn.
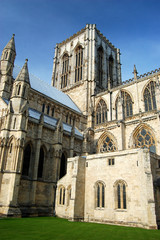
[0,217,160,240]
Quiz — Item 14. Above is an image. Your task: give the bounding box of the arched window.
[59,186,65,205]
[47,105,50,115]
[37,147,44,178]
[99,135,117,153]
[4,51,8,60]
[22,86,26,97]
[114,180,127,209]
[75,46,83,82]
[98,47,103,86]
[60,153,67,179]
[61,54,69,88]
[144,81,156,112]
[42,104,45,113]
[121,91,133,117]
[22,144,31,176]
[67,185,71,206]
[115,91,133,119]
[17,84,21,95]
[96,99,107,124]
[95,182,105,208]
[51,108,54,117]
[109,56,114,87]
[134,127,156,153]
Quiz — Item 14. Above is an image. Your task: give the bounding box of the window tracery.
[98,47,103,86]
[134,127,156,153]
[61,54,69,88]
[75,46,83,82]
[99,135,117,153]
[144,81,156,112]
[96,99,107,125]
[115,91,133,119]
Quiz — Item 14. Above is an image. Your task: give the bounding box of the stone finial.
[133,65,138,81]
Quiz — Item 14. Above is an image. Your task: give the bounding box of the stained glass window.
[99,135,117,153]
[96,182,105,208]
[96,99,107,124]
[144,81,156,111]
[134,127,156,153]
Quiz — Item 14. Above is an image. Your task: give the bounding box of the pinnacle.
[4,34,16,52]
[15,59,30,84]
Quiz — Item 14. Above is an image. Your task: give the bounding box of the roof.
[13,65,81,114]
[29,108,83,139]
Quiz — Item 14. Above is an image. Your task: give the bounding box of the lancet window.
[114,180,127,209]
[37,147,44,178]
[109,56,114,87]
[59,186,65,205]
[115,91,133,119]
[22,144,31,177]
[98,47,103,86]
[144,81,156,112]
[96,99,107,125]
[61,54,69,88]
[95,182,105,208]
[75,46,83,82]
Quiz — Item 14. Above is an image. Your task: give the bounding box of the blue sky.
[1,0,160,84]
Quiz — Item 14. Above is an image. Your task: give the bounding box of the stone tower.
[0,59,30,216]
[0,34,16,99]
[51,24,121,128]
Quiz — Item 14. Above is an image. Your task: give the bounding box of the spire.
[4,34,16,52]
[133,64,138,81]
[15,59,30,84]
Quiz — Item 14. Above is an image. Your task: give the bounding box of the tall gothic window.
[99,135,117,153]
[59,186,65,205]
[75,46,83,82]
[114,180,127,209]
[144,81,156,112]
[61,54,69,88]
[121,91,133,117]
[98,47,103,86]
[22,144,31,176]
[134,127,156,153]
[109,56,114,87]
[60,153,67,179]
[96,99,107,124]
[95,182,105,208]
[115,91,133,119]
[37,147,44,178]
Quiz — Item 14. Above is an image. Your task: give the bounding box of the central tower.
[52,24,121,119]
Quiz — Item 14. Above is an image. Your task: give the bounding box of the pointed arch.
[75,45,83,82]
[37,145,46,179]
[109,55,114,87]
[22,142,32,176]
[114,179,127,209]
[130,123,157,153]
[95,181,105,208]
[97,131,117,153]
[60,151,68,179]
[95,98,108,125]
[142,80,156,112]
[115,90,133,119]
[61,53,69,88]
[97,46,103,86]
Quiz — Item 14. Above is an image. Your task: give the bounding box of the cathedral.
[0,24,160,229]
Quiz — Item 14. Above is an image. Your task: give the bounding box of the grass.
[0,217,160,240]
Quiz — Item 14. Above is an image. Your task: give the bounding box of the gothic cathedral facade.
[0,24,160,229]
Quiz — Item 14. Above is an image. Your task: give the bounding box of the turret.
[0,34,16,99]
[11,59,30,114]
